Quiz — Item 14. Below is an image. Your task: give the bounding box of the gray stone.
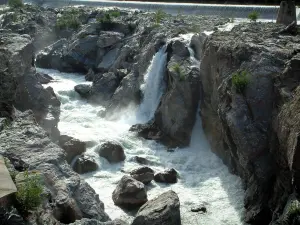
[75,84,92,98]
[276,1,297,26]
[98,141,125,163]
[172,39,189,58]
[130,167,154,185]
[112,175,147,208]
[73,155,98,174]
[35,72,53,84]
[59,135,86,164]
[97,31,124,48]
[131,190,181,225]
[154,168,178,184]
[97,48,120,71]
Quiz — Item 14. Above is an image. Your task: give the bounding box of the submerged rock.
[98,141,126,163]
[191,204,207,213]
[131,190,181,225]
[75,84,92,98]
[154,168,178,184]
[59,135,86,164]
[73,155,98,174]
[134,156,150,165]
[130,167,154,185]
[112,175,147,208]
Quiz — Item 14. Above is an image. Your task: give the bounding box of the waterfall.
[137,45,167,123]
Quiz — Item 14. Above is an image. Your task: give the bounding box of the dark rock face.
[0,111,110,223]
[85,69,95,81]
[59,135,86,164]
[15,71,61,140]
[276,1,297,26]
[35,71,54,84]
[98,141,126,163]
[154,168,178,184]
[130,167,154,185]
[75,84,92,98]
[191,204,207,213]
[199,23,300,224]
[131,190,181,225]
[134,156,150,165]
[73,155,98,174]
[112,175,147,208]
[171,39,189,58]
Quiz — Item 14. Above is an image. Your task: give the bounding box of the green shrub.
[232,70,250,93]
[282,201,300,225]
[154,9,166,25]
[8,0,23,8]
[56,9,82,29]
[248,11,259,22]
[171,63,185,81]
[16,171,43,212]
[97,10,120,24]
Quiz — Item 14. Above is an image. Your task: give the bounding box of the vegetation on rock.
[56,9,82,29]
[248,11,259,22]
[171,63,185,81]
[16,171,43,212]
[153,9,167,25]
[97,10,120,24]
[8,0,23,8]
[232,70,250,93]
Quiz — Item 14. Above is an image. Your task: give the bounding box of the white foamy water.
[38,45,245,224]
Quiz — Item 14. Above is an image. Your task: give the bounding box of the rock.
[112,175,147,208]
[35,71,54,84]
[97,31,124,48]
[279,21,297,35]
[191,204,207,213]
[171,39,189,58]
[59,135,86,164]
[75,84,92,98]
[98,141,125,163]
[0,118,10,132]
[85,68,95,81]
[276,0,297,26]
[134,156,149,165]
[154,168,178,184]
[73,155,98,174]
[131,190,181,225]
[97,47,120,71]
[90,72,120,103]
[36,39,67,70]
[0,111,110,223]
[129,123,163,141]
[190,33,208,60]
[15,70,61,140]
[70,218,129,225]
[0,207,25,225]
[130,167,154,185]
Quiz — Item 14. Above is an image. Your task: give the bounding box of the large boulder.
[171,39,189,58]
[59,135,86,164]
[73,155,98,174]
[0,111,110,223]
[276,1,297,26]
[97,31,124,48]
[15,71,61,140]
[75,84,92,98]
[131,190,181,225]
[130,167,154,185]
[97,141,126,163]
[112,175,147,208]
[154,168,178,184]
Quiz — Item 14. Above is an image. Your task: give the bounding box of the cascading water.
[40,38,245,224]
[137,45,167,123]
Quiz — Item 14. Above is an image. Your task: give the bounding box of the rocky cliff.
[199,23,300,224]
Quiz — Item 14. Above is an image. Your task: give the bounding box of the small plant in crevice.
[56,9,81,30]
[16,171,43,213]
[248,11,259,23]
[281,201,300,225]
[153,9,166,26]
[8,0,23,8]
[232,70,250,93]
[171,63,186,81]
[97,10,120,24]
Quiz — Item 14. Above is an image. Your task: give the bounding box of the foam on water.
[39,41,244,224]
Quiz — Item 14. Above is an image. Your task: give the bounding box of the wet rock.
[15,71,61,140]
[276,0,297,26]
[97,31,124,48]
[130,167,154,185]
[279,21,297,35]
[154,168,178,184]
[0,207,25,225]
[85,68,95,81]
[134,156,149,165]
[90,72,120,103]
[190,33,208,60]
[73,155,98,174]
[131,190,181,225]
[59,135,86,164]
[171,39,189,58]
[70,218,129,225]
[98,141,126,163]
[129,123,163,140]
[35,71,53,84]
[191,204,207,213]
[75,84,92,98]
[112,175,147,208]
[97,48,120,71]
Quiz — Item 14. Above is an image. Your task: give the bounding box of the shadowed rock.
[130,167,154,185]
[98,141,125,163]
